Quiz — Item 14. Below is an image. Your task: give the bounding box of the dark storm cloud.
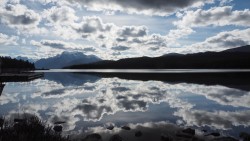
[113,0,202,10]
[70,0,212,16]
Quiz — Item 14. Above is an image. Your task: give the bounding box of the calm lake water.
[1,70,250,139]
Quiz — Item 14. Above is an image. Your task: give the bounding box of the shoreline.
[1,115,249,141]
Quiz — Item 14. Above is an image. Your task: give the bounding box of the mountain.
[66,45,250,69]
[222,45,250,53]
[16,56,36,63]
[35,51,101,69]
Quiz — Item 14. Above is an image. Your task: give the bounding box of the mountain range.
[66,45,250,69]
[35,51,101,69]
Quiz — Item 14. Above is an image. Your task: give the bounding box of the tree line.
[0,56,35,70]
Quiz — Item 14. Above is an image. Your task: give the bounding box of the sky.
[0,0,250,60]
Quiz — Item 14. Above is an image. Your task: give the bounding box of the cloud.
[186,28,250,52]
[167,27,194,39]
[111,45,130,51]
[175,109,250,129]
[166,6,250,44]
[48,16,114,40]
[30,39,95,51]
[118,26,147,38]
[42,15,171,58]
[174,83,250,108]
[3,75,250,135]
[0,93,18,105]
[0,33,18,45]
[83,47,96,52]
[43,6,78,25]
[70,0,214,16]
[74,16,113,34]
[219,0,233,6]
[175,6,250,28]
[0,3,47,35]
[79,121,205,141]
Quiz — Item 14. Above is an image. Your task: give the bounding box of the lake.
[1,69,250,140]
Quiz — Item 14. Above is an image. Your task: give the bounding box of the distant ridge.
[222,45,250,53]
[35,51,101,69]
[66,45,250,69]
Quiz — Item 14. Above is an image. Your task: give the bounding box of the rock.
[239,132,250,141]
[53,125,63,132]
[0,118,4,127]
[182,128,195,136]
[205,132,220,137]
[161,134,173,141]
[176,133,192,139]
[121,126,130,130]
[54,121,66,124]
[212,137,238,141]
[83,133,102,141]
[192,137,205,141]
[135,131,142,137]
[14,118,25,123]
[107,125,114,130]
[109,134,122,141]
[202,129,207,133]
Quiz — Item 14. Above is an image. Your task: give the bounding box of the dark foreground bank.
[1,115,250,141]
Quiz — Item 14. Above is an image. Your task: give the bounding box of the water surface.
[1,70,250,139]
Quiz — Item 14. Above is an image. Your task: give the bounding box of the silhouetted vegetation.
[0,56,35,71]
[67,45,250,69]
[0,116,69,141]
[1,115,249,141]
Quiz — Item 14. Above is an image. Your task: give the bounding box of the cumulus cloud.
[118,26,147,38]
[219,0,233,6]
[111,45,130,51]
[0,33,18,45]
[30,39,95,51]
[69,0,214,16]
[0,3,47,35]
[35,79,194,122]
[43,6,78,25]
[83,47,96,52]
[73,16,114,37]
[167,6,250,45]
[175,6,250,28]
[167,27,195,40]
[41,15,172,58]
[175,109,250,129]
[186,28,250,52]
[173,83,250,108]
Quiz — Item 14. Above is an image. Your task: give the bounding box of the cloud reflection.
[1,75,250,134]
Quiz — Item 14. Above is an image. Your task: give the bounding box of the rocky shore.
[1,116,250,141]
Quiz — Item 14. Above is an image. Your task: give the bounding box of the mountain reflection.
[0,72,250,138]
